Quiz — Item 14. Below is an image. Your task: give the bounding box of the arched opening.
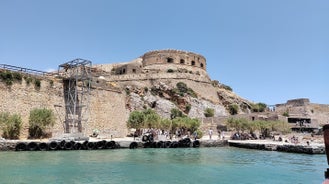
[122,68,126,74]
[191,61,195,66]
[200,63,204,68]
[180,59,185,64]
[167,58,174,63]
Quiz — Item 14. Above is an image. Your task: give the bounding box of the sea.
[0,147,326,184]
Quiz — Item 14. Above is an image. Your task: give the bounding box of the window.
[200,63,204,68]
[167,58,174,63]
[180,59,185,64]
[191,61,195,66]
[122,68,126,74]
[132,69,136,73]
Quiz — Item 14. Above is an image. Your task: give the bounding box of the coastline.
[0,135,325,154]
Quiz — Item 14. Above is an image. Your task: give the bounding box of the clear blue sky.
[1,0,328,105]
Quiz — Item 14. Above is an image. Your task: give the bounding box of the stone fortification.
[0,77,129,139]
[142,49,206,71]
[97,49,209,79]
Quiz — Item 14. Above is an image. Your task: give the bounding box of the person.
[208,128,213,140]
[193,130,198,140]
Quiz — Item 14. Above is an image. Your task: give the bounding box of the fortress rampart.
[107,72,211,83]
[142,50,206,71]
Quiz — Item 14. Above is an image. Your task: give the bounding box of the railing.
[0,64,50,76]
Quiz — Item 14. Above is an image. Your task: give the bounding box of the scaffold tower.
[58,59,92,136]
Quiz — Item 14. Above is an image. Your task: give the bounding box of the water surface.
[0,147,326,184]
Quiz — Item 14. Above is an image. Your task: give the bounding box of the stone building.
[108,49,208,77]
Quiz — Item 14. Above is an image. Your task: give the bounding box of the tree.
[28,108,55,139]
[143,109,161,128]
[0,112,22,139]
[127,111,145,129]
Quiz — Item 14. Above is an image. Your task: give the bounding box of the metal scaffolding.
[58,58,92,136]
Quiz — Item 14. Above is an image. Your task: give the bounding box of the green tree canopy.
[127,111,145,129]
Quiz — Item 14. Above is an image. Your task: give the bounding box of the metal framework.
[0,64,50,76]
[58,58,92,135]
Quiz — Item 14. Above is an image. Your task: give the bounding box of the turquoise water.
[0,147,326,184]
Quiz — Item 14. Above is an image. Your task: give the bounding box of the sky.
[0,0,328,105]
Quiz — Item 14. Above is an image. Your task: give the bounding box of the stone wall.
[107,72,211,84]
[142,50,206,71]
[0,77,129,139]
[0,78,65,138]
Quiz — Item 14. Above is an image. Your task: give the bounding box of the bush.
[175,82,197,98]
[0,113,22,139]
[251,103,267,112]
[0,71,14,86]
[204,108,215,117]
[12,72,22,82]
[220,84,233,91]
[185,104,191,114]
[34,79,41,89]
[28,108,55,139]
[25,77,33,85]
[196,129,203,139]
[170,108,184,119]
[228,104,239,115]
[283,111,289,117]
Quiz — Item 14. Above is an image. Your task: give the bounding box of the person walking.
[208,128,213,140]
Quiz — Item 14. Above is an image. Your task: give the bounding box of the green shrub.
[0,71,14,86]
[170,108,184,119]
[228,104,239,115]
[283,111,289,117]
[175,82,197,98]
[25,77,33,85]
[12,72,22,82]
[185,104,192,114]
[220,84,233,91]
[28,108,55,139]
[0,113,22,139]
[251,103,267,112]
[194,129,203,139]
[34,79,41,89]
[204,108,215,117]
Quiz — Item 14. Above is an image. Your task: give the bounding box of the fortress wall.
[0,80,65,138]
[88,89,128,138]
[142,50,206,71]
[0,78,129,139]
[106,72,211,84]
